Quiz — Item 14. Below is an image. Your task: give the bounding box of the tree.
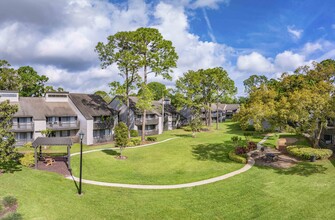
[136,83,154,139]
[236,60,335,147]
[189,112,202,138]
[0,100,19,173]
[132,27,178,141]
[96,31,141,134]
[138,82,169,101]
[17,66,49,97]
[114,122,129,159]
[94,90,111,103]
[176,68,236,127]
[243,75,268,93]
[0,60,19,91]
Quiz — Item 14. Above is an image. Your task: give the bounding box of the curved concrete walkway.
[66,135,272,189]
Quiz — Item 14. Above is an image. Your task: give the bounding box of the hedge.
[146,136,157,142]
[228,150,247,164]
[130,130,138,137]
[130,138,141,146]
[287,145,333,160]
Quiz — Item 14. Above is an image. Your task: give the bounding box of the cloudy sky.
[1,0,335,96]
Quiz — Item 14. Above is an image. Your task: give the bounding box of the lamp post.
[78,131,84,195]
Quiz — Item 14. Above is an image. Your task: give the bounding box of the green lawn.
[70,122,261,185]
[1,121,335,219]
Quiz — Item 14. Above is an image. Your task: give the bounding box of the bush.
[0,203,3,212]
[2,212,23,220]
[183,126,192,132]
[2,196,17,207]
[130,130,138,137]
[22,142,32,148]
[127,141,135,147]
[19,152,35,167]
[200,126,210,131]
[146,136,157,142]
[287,145,333,160]
[228,150,247,164]
[130,138,141,146]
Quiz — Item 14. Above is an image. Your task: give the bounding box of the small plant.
[2,196,17,207]
[19,152,35,167]
[22,142,32,148]
[114,122,129,158]
[130,130,138,137]
[0,203,3,212]
[231,136,242,147]
[146,136,157,142]
[130,138,141,146]
[2,212,23,220]
[182,126,192,132]
[228,150,247,164]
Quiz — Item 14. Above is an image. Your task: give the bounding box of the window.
[137,125,156,130]
[0,93,17,98]
[60,130,70,137]
[324,135,332,144]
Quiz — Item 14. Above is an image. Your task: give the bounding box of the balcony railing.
[47,121,80,130]
[135,118,159,125]
[11,122,34,131]
[93,135,113,144]
[93,122,113,129]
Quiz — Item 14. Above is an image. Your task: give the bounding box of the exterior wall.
[68,98,87,144]
[33,120,47,139]
[86,120,94,145]
[158,115,163,134]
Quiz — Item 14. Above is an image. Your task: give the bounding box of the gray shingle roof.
[32,137,72,147]
[13,97,77,120]
[69,93,115,120]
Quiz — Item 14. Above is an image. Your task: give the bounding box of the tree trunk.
[313,123,324,148]
[216,101,219,130]
[162,95,164,131]
[126,71,130,138]
[208,103,212,126]
[120,146,123,157]
[141,65,147,142]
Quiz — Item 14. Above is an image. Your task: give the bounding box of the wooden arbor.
[32,137,73,170]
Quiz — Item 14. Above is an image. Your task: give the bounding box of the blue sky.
[0,0,334,96]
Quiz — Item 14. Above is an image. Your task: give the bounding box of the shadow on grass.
[102,149,120,156]
[256,162,328,177]
[275,163,327,176]
[0,161,22,173]
[174,134,193,138]
[329,158,335,167]
[192,143,232,162]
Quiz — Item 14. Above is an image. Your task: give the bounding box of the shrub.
[2,212,23,220]
[228,150,247,164]
[287,145,333,160]
[22,142,32,148]
[19,152,35,167]
[247,141,257,151]
[2,196,17,207]
[201,126,210,131]
[0,203,3,212]
[146,136,157,142]
[130,138,141,146]
[130,130,138,137]
[183,126,192,132]
[127,141,135,147]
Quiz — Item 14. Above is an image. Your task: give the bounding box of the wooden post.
[34,146,38,169]
[67,145,71,170]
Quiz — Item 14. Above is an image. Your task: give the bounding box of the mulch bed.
[36,160,71,177]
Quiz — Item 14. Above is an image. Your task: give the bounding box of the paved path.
[67,135,271,189]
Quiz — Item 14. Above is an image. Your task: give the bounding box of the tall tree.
[17,66,49,97]
[132,27,178,141]
[243,75,268,93]
[138,82,169,101]
[0,60,19,91]
[0,100,19,173]
[96,31,141,135]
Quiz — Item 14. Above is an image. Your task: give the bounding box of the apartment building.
[109,96,163,136]
[0,91,116,146]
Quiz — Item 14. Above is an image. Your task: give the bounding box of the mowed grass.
[70,122,262,184]
[1,121,335,219]
[1,158,335,219]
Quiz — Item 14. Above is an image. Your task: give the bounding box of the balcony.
[135,118,159,125]
[47,121,80,130]
[11,122,34,131]
[93,122,113,129]
[93,135,113,144]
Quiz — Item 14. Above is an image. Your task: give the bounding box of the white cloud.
[287,26,303,40]
[191,0,230,9]
[302,42,322,55]
[332,24,335,29]
[274,51,305,71]
[237,52,274,73]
